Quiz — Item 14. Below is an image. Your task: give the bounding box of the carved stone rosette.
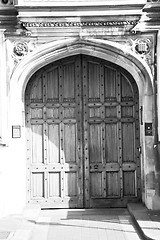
[0,0,13,5]
[12,40,36,64]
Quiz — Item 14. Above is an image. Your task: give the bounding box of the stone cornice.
[15,1,145,18]
[132,2,160,31]
[0,5,17,29]
[143,2,160,12]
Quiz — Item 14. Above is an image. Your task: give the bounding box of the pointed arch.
[9,37,154,209]
[10,37,153,104]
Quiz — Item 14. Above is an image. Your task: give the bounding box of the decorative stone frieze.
[22,20,137,28]
[147,0,160,2]
[13,0,147,5]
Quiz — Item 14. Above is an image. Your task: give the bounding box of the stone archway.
[10,37,154,209]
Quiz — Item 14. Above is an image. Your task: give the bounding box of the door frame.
[10,38,154,208]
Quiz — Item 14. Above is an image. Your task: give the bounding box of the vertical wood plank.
[48,172,61,197]
[65,172,77,197]
[88,61,100,100]
[64,123,76,163]
[30,74,43,102]
[104,66,117,100]
[121,73,133,100]
[83,55,90,208]
[106,172,120,197]
[46,66,59,101]
[62,61,75,101]
[32,172,44,198]
[48,124,60,163]
[31,124,43,164]
[123,171,135,196]
[117,70,123,199]
[89,124,102,163]
[90,172,103,197]
[122,123,135,162]
[105,124,118,163]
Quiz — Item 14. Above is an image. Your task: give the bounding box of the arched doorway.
[25,54,141,208]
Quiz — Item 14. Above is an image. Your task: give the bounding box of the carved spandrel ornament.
[10,36,154,74]
[127,37,153,71]
[0,0,13,5]
[108,36,154,72]
[11,40,37,64]
[20,21,154,72]
[13,41,28,57]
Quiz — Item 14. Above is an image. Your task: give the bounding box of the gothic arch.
[10,37,153,103]
[9,37,154,207]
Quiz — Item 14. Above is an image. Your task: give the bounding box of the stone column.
[157,31,160,141]
[0,30,7,146]
[149,30,160,209]
[0,30,7,217]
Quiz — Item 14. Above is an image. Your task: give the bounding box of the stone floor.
[29,208,142,240]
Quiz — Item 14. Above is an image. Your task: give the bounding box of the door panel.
[26,56,83,208]
[104,66,117,100]
[48,172,61,197]
[48,124,60,164]
[105,123,118,163]
[64,123,76,163]
[89,124,102,163]
[106,172,120,197]
[31,124,43,164]
[46,67,59,101]
[26,54,140,208]
[90,172,104,197]
[83,55,140,207]
[122,122,135,162]
[32,172,44,198]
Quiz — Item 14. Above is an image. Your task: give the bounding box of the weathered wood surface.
[25,54,140,208]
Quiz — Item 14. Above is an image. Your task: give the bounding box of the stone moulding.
[21,20,137,28]
[10,36,154,73]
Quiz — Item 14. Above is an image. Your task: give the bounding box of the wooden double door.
[25,55,141,208]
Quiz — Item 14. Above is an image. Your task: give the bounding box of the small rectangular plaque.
[12,125,21,138]
[145,123,152,136]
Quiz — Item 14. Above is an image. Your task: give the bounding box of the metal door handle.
[94,165,98,170]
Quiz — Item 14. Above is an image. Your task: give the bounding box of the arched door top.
[10,37,153,104]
